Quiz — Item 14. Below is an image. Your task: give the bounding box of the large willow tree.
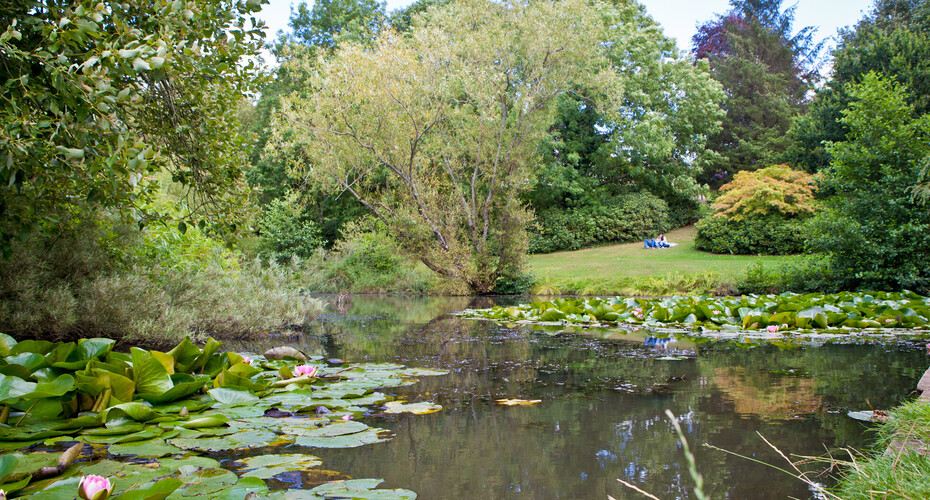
[280,0,713,293]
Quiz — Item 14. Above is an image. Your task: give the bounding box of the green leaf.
[132,347,174,395]
[0,454,19,483]
[102,402,156,422]
[207,388,259,405]
[0,373,36,403]
[113,477,183,500]
[233,454,322,479]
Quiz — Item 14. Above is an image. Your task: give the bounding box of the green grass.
[527,226,794,295]
[830,399,930,500]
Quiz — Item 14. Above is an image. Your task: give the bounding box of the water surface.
[230,295,927,499]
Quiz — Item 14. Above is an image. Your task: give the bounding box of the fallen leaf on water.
[496,399,542,406]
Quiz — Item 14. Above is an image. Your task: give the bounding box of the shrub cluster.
[695,165,817,255]
[734,255,839,295]
[0,219,323,347]
[257,198,323,264]
[694,215,807,255]
[530,192,670,254]
[301,218,435,294]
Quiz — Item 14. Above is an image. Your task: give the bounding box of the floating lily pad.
[108,437,184,457]
[397,368,449,377]
[169,430,277,452]
[383,402,442,415]
[294,428,391,448]
[305,478,417,499]
[496,399,542,406]
[166,468,239,498]
[233,454,323,479]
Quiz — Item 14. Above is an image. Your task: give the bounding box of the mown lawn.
[528,225,792,285]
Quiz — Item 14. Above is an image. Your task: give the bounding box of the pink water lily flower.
[341,414,352,421]
[78,475,113,500]
[294,365,318,378]
[241,355,252,365]
[766,325,780,333]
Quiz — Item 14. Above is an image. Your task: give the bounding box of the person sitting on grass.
[657,234,670,248]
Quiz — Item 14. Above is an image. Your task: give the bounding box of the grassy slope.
[527,226,792,293]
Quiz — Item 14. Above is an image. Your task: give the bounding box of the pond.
[228,295,928,499]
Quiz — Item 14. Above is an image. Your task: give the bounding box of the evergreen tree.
[693,0,821,185]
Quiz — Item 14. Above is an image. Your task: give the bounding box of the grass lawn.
[527,226,794,295]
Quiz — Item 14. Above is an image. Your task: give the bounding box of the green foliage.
[811,73,930,292]
[304,218,434,294]
[694,214,807,255]
[735,256,839,294]
[279,0,722,293]
[461,290,930,332]
[285,0,386,50]
[832,399,930,500]
[695,165,817,255]
[693,0,821,183]
[530,192,670,254]
[786,0,930,172]
[0,336,445,498]
[0,0,267,257]
[0,219,323,344]
[257,199,323,264]
[490,272,536,295]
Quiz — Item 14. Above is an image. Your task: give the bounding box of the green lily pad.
[307,478,417,499]
[166,468,239,499]
[208,388,259,405]
[168,430,277,452]
[233,454,323,479]
[114,477,183,500]
[294,427,391,448]
[108,437,185,457]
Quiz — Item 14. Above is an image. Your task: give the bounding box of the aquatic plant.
[459,291,930,333]
[0,335,446,498]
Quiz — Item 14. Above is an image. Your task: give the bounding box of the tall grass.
[0,219,323,348]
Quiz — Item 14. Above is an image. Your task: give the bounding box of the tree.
[284,0,386,50]
[527,2,726,226]
[695,165,817,255]
[811,73,930,291]
[693,0,821,184]
[0,0,266,258]
[785,0,930,172]
[280,0,646,293]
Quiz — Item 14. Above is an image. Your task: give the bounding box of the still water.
[230,295,928,499]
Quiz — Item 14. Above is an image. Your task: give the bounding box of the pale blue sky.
[257,0,874,55]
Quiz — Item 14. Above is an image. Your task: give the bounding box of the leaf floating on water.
[495,399,542,406]
[383,401,442,415]
[233,454,323,479]
[655,356,689,361]
[848,410,890,422]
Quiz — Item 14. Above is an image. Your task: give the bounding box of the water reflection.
[239,295,927,499]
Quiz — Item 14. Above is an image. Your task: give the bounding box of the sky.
[256,0,876,56]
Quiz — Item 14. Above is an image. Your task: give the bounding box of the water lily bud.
[241,355,252,365]
[294,365,318,378]
[78,475,113,500]
[766,325,779,333]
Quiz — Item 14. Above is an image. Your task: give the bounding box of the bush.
[694,215,807,255]
[257,199,323,264]
[0,218,323,347]
[734,255,839,294]
[530,192,670,253]
[490,272,536,295]
[303,218,434,293]
[696,165,817,256]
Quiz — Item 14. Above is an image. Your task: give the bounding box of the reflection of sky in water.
[273,295,928,500]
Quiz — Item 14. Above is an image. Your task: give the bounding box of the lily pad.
[108,437,184,457]
[168,430,277,452]
[294,428,391,448]
[233,454,323,479]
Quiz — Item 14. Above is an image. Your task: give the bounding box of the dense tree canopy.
[692,0,820,184]
[785,0,930,172]
[811,73,930,291]
[282,0,713,292]
[0,0,266,258]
